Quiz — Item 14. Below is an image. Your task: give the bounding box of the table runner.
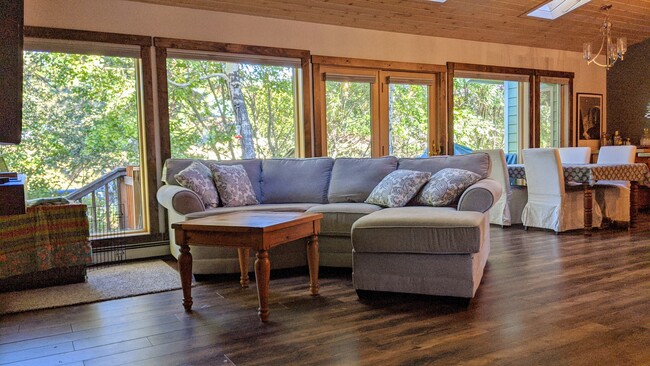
[507,163,650,185]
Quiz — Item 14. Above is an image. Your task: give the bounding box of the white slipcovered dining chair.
[558,147,591,164]
[595,145,637,222]
[475,149,510,226]
[521,148,602,233]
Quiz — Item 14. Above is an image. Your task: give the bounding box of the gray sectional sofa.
[157,154,502,298]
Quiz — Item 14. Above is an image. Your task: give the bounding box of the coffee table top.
[172,211,323,233]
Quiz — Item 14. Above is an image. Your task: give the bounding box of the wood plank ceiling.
[128,0,650,52]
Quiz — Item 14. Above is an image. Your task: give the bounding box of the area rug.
[0,259,184,315]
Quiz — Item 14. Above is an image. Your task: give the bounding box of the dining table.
[507,163,650,233]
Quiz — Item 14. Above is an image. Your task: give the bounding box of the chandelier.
[583,4,627,69]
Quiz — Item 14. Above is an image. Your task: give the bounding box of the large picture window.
[166,57,300,160]
[155,39,311,161]
[0,36,151,237]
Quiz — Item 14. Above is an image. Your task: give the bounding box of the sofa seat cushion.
[261,158,333,204]
[328,157,398,203]
[184,203,321,220]
[306,203,382,236]
[352,206,486,254]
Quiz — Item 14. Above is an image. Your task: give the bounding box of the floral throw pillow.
[174,161,219,209]
[413,168,481,207]
[209,164,259,207]
[365,170,431,208]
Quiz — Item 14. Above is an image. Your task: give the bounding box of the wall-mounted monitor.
[0,0,24,145]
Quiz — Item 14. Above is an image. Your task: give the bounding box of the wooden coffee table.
[172,211,323,322]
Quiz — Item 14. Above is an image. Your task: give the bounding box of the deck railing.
[66,166,143,236]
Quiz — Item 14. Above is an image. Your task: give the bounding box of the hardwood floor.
[2,213,650,365]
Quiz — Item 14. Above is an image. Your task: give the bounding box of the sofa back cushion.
[397,153,491,179]
[328,157,398,203]
[162,158,263,202]
[261,158,334,203]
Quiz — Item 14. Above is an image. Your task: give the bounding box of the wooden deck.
[1,213,650,365]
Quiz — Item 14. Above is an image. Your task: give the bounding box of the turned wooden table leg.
[237,248,250,288]
[307,234,320,296]
[255,249,270,322]
[630,181,639,229]
[583,183,593,236]
[178,244,193,311]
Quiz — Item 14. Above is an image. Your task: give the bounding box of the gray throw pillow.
[365,170,431,208]
[174,161,219,209]
[414,168,481,207]
[209,164,259,207]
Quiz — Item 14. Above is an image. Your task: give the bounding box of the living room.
[1,0,650,364]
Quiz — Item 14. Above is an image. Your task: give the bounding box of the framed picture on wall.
[577,93,602,141]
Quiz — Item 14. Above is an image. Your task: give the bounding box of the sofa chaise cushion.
[352,206,486,254]
[328,156,398,203]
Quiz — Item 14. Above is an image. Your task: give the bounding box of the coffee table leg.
[237,248,250,288]
[178,244,193,311]
[255,249,270,322]
[307,234,320,296]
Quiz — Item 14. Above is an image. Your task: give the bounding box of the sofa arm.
[457,178,503,213]
[157,185,205,215]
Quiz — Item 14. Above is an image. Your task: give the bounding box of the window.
[156,40,311,161]
[0,36,152,237]
[452,74,529,161]
[383,73,435,158]
[166,56,301,160]
[448,63,574,160]
[539,78,570,148]
[320,68,378,158]
[313,58,443,158]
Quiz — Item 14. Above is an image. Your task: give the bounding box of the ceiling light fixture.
[583,4,626,70]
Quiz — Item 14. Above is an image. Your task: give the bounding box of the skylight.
[527,0,591,20]
[428,0,447,3]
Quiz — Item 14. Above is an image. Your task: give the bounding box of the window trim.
[446,62,574,155]
[22,27,161,243]
[153,37,312,159]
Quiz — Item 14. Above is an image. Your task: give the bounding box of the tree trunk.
[226,64,255,159]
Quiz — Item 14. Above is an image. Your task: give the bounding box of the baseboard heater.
[90,240,170,265]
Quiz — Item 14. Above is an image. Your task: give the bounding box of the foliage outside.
[453,78,505,151]
[166,59,298,160]
[0,51,140,200]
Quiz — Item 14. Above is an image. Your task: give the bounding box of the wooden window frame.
[22,27,161,244]
[153,37,312,159]
[312,55,445,157]
[446,62,574,155]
